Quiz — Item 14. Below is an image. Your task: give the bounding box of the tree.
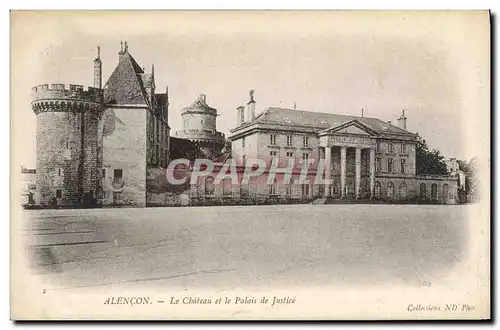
[415,135,449,175]
[458,157,479,203]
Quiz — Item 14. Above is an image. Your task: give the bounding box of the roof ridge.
[268,106,382,120]
[253,106,414,136]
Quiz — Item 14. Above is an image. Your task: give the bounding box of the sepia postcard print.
[10,10,490,320]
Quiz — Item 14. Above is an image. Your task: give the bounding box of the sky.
[11,11,490,168]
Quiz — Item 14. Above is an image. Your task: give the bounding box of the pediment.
[321,120,378,136]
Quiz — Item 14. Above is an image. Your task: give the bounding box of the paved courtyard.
[21,204,469,292]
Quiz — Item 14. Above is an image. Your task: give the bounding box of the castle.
[31,42,223,207]
[29,42,460,208]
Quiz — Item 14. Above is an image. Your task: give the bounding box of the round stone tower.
[175,94,225,158]
[31,83,103,206]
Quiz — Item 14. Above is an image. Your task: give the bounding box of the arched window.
[205,176,214,195]
[420,183,427,199]
[399,182,407,200]
[222,178,232,196]
[443,184,449,201]
[387,182,394,198]
[374,181,381,198]
[240,177,249,198]
[431,183,438,201]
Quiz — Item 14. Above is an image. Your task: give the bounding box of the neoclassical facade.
[228,91,458,204]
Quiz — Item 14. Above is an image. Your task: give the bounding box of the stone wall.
[101,106,147,207]
[35,111,83,205]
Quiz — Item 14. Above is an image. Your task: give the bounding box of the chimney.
[199,94,206,103]
[93,45,102,89]
[118,41,125,62]
[237,105,245,126]
[397,109,407,130]
[246,89,256,122]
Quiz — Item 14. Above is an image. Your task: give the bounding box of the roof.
[103,51,148,105]
[182,94,217,113]
[169,137,205,161]
[235,107,415,136]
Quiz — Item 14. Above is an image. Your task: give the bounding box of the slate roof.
[182,95,217,113]
[240,107,414,136]
[103,51,148,105]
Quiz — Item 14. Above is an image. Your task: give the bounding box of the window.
[222,179,232,196]
[66,142,70,149]
[269,180,278,195]
[286,152,293,166]
[205,176,215,195]
[240,178,249,198]
[401,143,407,153]
[301,184,310,196]
[286,135,293,147]
[443,184,449,200]
[387,182,395,198]
[431,183,438,201]
[242,137,246,148]
[420,183,427,199]
[57,168,63,176]
[400,159,406,173]
[270,151,278,162]
[270,134,276,145]
[56,189,62,198]
[303,136,309,147]
[114,169,123,180]
[387,158,393,173]
[399,182,407,200]
[376,158,382,173]
[374,182,381,198]
[286,181,293,195]
[388,143,394,153]
[302,153,309,164]
[101,169,106,179]
[376,141,380,151]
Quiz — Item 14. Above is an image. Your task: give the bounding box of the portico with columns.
[318,120,378,199]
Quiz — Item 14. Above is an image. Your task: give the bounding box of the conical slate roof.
[103,50,148,105]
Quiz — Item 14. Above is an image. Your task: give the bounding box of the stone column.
[324,147,331,197]
[355,147,361,199]
[369,148,375,198]
[340,146,346,198]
